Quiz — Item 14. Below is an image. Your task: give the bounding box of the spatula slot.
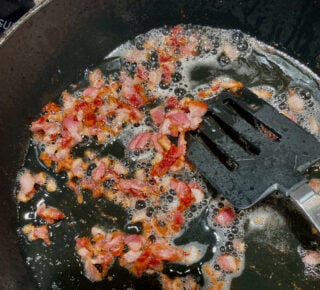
[223,98,281,142]
[197,131,239,171]
[210,113,260,155]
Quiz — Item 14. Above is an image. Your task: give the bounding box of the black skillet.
[1,0,320,289]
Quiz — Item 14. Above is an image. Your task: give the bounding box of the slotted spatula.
[187,88,320,232]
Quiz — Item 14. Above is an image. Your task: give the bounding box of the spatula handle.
[290,184,320,233]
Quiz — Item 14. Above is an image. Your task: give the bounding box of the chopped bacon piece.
[165,96,179,109]
[128,132,151,151]
[136,65,149,81]
[217,254,239,272]
[120,73,145,107]
[150,105,166,126]
[37,203,65,224]
[22,224,50,245]
[118,179,155,197]
[302,250,320,266]
[88,69,104,89]
[124,49,146,63]
[148,69,162,88]
[124,235,143,251]
[151,145,181,177]
[71,158,86,178]
[185,99,208,118]
[166,110,191,130]
[113,161,128,175]
[151,242,185,261]
[83,87,99,98]
[92,161,107,182]
[170,178,196,210]
[62,115,82,143]
[123,250,143,264]
[17,171,36,202]
[214,207,237,227]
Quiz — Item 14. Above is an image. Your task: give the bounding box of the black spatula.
[187,88,320,232]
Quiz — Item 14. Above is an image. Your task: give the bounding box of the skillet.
[1,0,320,289]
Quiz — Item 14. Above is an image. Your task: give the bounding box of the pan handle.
[290,183,320,233]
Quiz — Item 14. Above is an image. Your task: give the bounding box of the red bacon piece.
[214,207,237,227]
[62,115,82,143]
[217,254,239,272]
[22,224,50,245]
[165,96,179,109]
[150,144,181,177]
[150,105,166,126]
[128,132,151,151]
[170,178,196,211]
[37,203,65,224]
[118,178,154,197]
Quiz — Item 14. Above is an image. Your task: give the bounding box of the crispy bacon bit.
[62,115,82,143]
[22,224,50,245]
[17,171,36,202]
[170,178,196,211]
[214,207,237,227]
[92,161,107,182]
[128,132,151,151]
[302,250,320,266]
[287,91,304,113]
[166,96,179,109]
[88,69,104,89]
[46,178,57,192]
[118,179,156,197]
[151,145,181,177]
[150,106,166,126]
[217,254,240,272]
[37,203,65,224]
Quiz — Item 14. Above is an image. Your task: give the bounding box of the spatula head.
[187,88,320,209]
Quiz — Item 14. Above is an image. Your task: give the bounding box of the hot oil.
[17,25,320,289]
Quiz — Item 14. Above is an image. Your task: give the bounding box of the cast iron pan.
[1,0,320,289]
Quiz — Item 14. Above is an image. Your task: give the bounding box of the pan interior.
[16,25,320,290]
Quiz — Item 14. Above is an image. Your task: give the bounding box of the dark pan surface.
[1,0,320,289]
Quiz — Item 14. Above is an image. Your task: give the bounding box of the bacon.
[71,158,86,178]
[88,69,104,89]
[62,115,82,143]
[120,73,145,107]
[124,49,146,63]
[217,254,239,272]
[123,250,143,264]
[92,161,107,182]
[151,242,185,261]
[34,172,47,185]
[118,178,154,197]
[166,110,191,131]
[170,178,195,210]
[17,171,36,202]
[83,87,99,98]
[128,132,151,151]
[151,145,181,177]
[136,65,149,81]
[148,69,162,88]
[150,105,166,126]
[287,91,304,113]
[22,224,50,245]
[185,99,208,118]
[165,96,179,109]
[151,132,164,153]
[214,207,237,227]
[36,203,65,224]
[124,235,143,251]
[302,250,320,265]
[161,63,175,84]
[113,161,128,175]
